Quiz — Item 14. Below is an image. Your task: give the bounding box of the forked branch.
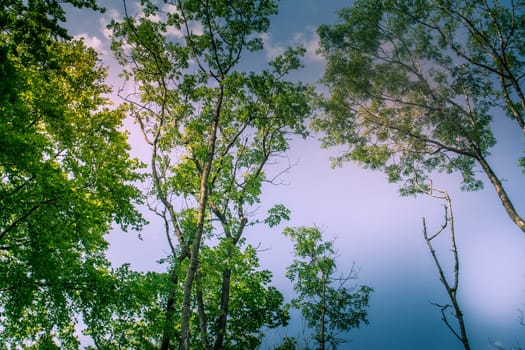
[421,183,471,350]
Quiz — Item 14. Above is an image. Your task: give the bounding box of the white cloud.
[165,25,184,39]
[261,27,325,64]
[261,32,285,60]
[74,33,105,54]
[188,21,203,36]
[100,8,122,41]
[106,8,123,22]
[291,27,325,63]
[162,3,178,13]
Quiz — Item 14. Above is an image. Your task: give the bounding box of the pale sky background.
[64,1,525,349]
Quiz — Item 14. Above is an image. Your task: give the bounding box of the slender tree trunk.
[319,273,326,350]
[476,154,525,233]
[423,188,471,350]
[499,75,525,137]
[180,87,223,349]
[196,267,211,350]
[208,213,246,349]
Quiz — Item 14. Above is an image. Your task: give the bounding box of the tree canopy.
[284,226,372,350]
[314,0,525,232]
[109,0,312,348]
[0,1,144,347]
[7,0,524,348]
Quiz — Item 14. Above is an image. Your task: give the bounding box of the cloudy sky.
[64,1,525,349]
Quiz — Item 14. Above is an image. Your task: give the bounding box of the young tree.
[0,1,144,347]
[314,0,525,233]
[284,226,372,350]
[195,243,290,349]
[110,0,312,348]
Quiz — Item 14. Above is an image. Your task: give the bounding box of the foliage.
[197,243,290,349]
[314,0,525,232]
[0,0,103,64]
[82,266,168,350]
[79,243,288,350]
[275,337,298,350]
[284,227,372,349]
[0,1,144,347]
[109,0,313,348]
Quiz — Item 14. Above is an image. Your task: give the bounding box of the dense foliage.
[0,1,144,347]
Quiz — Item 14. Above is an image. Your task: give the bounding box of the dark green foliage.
[275,337,298,350]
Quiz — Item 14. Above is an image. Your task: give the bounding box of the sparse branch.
[422,183,470,350]
[430,302,463,341]
[176,0,210,77]
[409,1,525,135]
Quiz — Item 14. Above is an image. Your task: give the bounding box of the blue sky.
[65,1,525,349]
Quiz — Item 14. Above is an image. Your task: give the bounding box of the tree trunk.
[423,188,471,350]
[161,268,179,350]
[213,267,231,350]
[196,267,211,350]
[180,87,223,349]
[319,273,326,350]
[476,154,525,233]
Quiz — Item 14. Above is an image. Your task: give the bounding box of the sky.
[64,1,525,349]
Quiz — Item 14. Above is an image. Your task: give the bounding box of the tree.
[420,183,471,350]
[0,1,144,347]
[314,0,525,233]
[195,243,290,349]
[284,226,372,350]
[81,243,288,350]
[109,0,312,348]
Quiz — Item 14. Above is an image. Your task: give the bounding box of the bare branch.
[422,182,470,350]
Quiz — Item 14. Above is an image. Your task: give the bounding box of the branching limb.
[421,182,470,350]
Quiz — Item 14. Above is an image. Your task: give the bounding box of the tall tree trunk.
[208,211,246,350]
[180,87,223,349]
[196,267,211,350]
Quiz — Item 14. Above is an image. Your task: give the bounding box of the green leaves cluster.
[197,243,290,349]
[0,1,145,347]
